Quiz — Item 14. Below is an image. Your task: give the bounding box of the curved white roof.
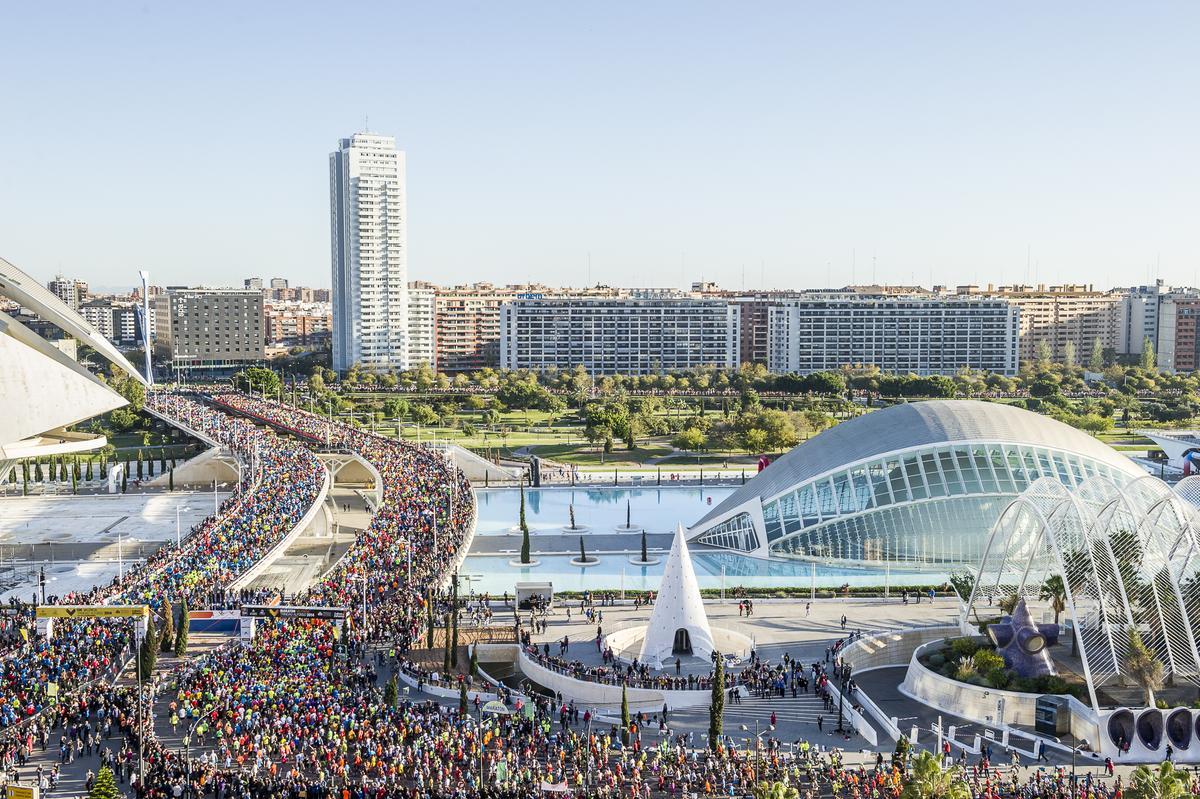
[696,400,1145,528]
[0,256,146,385]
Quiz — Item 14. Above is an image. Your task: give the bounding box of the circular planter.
[628,556,661,566]
[561,525,591,533]
[508,558,542,567]
[570,557,601,567]
[614,524,643,533]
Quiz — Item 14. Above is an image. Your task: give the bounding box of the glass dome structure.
[688,400,1148,570]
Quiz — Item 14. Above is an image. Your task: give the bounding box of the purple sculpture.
[987,599,1058,678]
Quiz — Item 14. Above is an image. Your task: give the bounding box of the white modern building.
[406,282,436,369]
[47,276,88,311]
[329,132,408,373]
[499,295,740,375]
[767,293,1020,375]
[687,401,1146,565]
[0,257,147,483]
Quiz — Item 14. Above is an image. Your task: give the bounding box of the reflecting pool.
[459,552,945,594]
[462,486,949,594]
[473,486,736,535]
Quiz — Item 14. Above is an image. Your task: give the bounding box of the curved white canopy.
[0,256,146,385]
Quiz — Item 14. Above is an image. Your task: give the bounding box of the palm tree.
[1127,761,1192,799]
[899,751,970,799]
[1039,575,1068,624]
[1125,626,1164,707]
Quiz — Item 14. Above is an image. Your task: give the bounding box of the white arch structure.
[968,474,1200,711]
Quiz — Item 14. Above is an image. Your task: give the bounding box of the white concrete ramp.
[429,444,524,484]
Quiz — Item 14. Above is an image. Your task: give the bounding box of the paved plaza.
[0,491,227,602]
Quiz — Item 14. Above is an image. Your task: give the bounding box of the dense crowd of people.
[0,393,324,732]
[0,390,1152,798]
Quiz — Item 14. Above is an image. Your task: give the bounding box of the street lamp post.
[175,505,192,549]
[740,722,774,786]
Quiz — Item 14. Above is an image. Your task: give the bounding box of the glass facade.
[694,442,1132,569]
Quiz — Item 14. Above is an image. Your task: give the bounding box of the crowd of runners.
[0,390,1169,797]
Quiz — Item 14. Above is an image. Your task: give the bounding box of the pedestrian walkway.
[723,691,828,727]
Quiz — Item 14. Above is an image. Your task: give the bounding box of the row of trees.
[137,596,190,680]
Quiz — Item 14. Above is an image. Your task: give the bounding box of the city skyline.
[1,2,1198,291]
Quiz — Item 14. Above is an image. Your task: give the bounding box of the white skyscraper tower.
[329,132,408,373]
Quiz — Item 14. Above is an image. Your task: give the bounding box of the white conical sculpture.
[638,523,715,668]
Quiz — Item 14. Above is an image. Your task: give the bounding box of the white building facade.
[500,296,740,375]
[406,282,436,368]
[767,293,1020,375]
[329,133,408,373]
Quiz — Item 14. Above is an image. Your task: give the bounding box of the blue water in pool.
[473,485,734,536]
[460,486,947,594]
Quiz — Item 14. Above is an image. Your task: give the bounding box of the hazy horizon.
[2,2,1197,291]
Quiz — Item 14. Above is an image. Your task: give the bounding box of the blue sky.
[1,2,1197,291]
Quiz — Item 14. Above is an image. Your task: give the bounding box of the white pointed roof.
[639,523,715,668]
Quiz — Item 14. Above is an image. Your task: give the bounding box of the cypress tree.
[450,577,459,667]
[86,458,93,481]
[100,458,108,479]
[70,469,77,495]
[709,655,725,750]
[459,681,469,715]
[160,449,167,474]
[579,536,588,563]
[59,457,67,482]
[174,597,189,656]
[136,450,143,479]
[384,675,398,708]
[161,597,175,653]
[139,623,158,681]
[169,468,175,491]
[426,595,435,649]
[519,483,531,564]
[443,613,452,673]
[621,684,630,743]
[73,457,81,480]
[121,470,127,493]
[470,644,479,676]
[641,528,648,563]
[34,460,43,483]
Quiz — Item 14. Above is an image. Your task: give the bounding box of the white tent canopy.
[638,523,715,668]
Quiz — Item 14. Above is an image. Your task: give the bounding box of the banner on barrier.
[36,605,148,619]
[240,605,348,621]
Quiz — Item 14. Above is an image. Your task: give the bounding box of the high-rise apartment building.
[153,288,264,371]
[958,284,1120,364]
[428,283,552,372]
[500,295,740,375]
[244,277,264,291]
[79,300,116,340]
[1117,282,1169,357]
[264,301,332,348]
[47,276,88,311]
[269,278,289,290]
[767,293,1020,375]
[406,283,436,368]
[329,132,408,373]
